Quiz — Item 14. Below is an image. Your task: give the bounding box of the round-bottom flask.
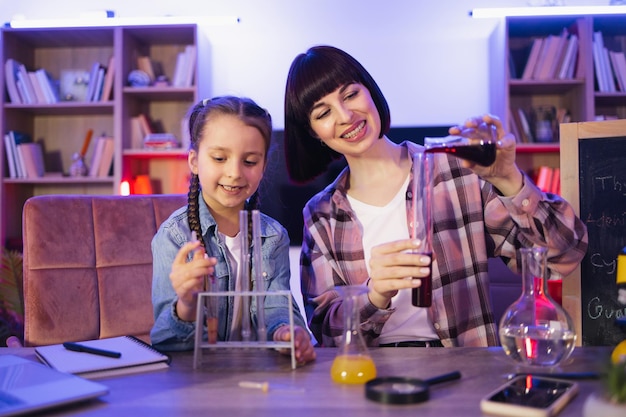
[499,247,576,368]
[330,285,377,384]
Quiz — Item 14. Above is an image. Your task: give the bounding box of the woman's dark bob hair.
[284,45,391,183]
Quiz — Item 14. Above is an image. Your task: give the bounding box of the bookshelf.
[0,24,204,248]
[489,14,626,179]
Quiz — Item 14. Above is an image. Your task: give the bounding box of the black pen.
[63,342,122,358]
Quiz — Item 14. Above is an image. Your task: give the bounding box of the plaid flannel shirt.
[300,141,588,347]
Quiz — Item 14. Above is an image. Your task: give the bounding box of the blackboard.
[560,119,626,346]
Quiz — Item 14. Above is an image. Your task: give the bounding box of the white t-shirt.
[347,175,438,343]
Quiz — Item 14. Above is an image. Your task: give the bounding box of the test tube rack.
[193,289,296,369]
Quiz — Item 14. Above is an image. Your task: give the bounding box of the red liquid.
[425,142,496,166]
[412,265,432,307]
[206,316,218,344]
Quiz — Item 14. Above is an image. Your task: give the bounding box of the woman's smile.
[341,120,366,141]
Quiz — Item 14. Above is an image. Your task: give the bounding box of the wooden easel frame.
[560,119,626,345]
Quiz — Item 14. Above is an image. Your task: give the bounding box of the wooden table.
[1,346,610,416]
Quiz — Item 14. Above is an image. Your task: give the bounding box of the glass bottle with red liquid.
[424,122,498,167]
[330,285,377,384]
[498,247,576,368]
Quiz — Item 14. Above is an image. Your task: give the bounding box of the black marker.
[63,342,122,358]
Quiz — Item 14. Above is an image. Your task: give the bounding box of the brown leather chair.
[21,194,186,347]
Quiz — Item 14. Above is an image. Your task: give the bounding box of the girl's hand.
[368,239,431,309]
[449,114,523,196]
[170,240,217,321]
[273,325,317,364]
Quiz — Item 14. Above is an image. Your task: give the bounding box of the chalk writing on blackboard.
[578,136,626,346]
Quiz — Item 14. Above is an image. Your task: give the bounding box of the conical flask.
[330,285,377,384]
[499,247,577,368]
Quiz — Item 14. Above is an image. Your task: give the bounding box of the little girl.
[150,96,315,364]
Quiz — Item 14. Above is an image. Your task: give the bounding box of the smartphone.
[480,375,579,417]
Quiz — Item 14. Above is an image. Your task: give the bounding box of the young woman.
[151,96,315,363]
[284,45,587,348]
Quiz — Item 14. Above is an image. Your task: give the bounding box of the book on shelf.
[531,36,553,80]
[85,61,102,102]
[551,167,561,196]
[143,133,180,150]
[4,58,22,104]
[4,131,33,178]
[3,134,17,178]
[89,135,114,177]
[547,29,570,80]
[137,113,154,137]
[172,45,196,87]
[615,52,626,93]
[28,72,47,104]
[516,107,534,143]
[521,38,544,80]
[35,335,170,379]
[183,44,196,87]
[533,166,560,195]
[534,30,568,81]
[130,116,145,149]
[16,63,38,104]
[93,67,106,101]
[16,142,45,178]
[97,136,115,177]
[592,31,617,93]
[35,69,59,103]
[100,56,115,102]
[608,50,626,92]
[557,34,578,80]
[507,107,523,144]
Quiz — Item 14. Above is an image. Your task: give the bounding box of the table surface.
[1,346,611,417]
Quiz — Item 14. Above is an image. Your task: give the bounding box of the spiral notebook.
[35,336,170,379]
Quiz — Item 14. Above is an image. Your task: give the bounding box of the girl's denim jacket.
[150,198,306,351]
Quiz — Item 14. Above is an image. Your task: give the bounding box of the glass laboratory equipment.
[330,285,377,384]
[499,247,576,368]
[424,122,497,166]
[410,150,433,307]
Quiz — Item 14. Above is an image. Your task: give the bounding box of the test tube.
[251,210,267,342]
[191,231,218,344]
[239,210,252,342]
[205,271,218,345]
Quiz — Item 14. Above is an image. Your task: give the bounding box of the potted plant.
[0,248,24,346]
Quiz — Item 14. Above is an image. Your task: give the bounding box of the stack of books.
[592,31,626,93]
[171,45,196,87]
[519,29,580,81]
[3,131,45,178]
[4,57,115,104]
[4,59,59,104]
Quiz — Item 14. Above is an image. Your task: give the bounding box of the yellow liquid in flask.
[330,354,377,384]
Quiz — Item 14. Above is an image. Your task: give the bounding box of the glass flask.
[330,285,377,384]
[424,122,498,167]
[499,247,577,368]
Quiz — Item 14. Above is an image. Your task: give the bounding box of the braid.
[187,173,205,249]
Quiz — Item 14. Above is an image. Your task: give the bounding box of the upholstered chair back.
[22,194,186,346]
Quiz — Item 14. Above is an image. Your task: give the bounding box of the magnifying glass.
[365,371,462,404]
